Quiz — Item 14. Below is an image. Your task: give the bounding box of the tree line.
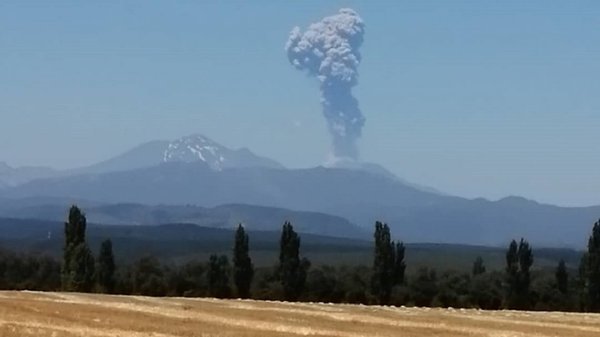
[1,205,600,312]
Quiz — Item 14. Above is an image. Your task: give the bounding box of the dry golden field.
[0,291,599,337]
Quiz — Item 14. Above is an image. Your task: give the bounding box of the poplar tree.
[505,238,533,309]
[233,224,254,298]
[555,260,569,295]
[473,256,486,276]
[371,221,395,304]
[61,205,95,292]
[582,220,600,312]
[393,241,406,285]
[278,222,310,301]
[579,253,589,311]
[96,239,116,293]
[208,254,231,298]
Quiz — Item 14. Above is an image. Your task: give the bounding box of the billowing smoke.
[285,8,365,160]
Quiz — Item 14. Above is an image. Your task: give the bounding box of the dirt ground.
[0,291,599,337]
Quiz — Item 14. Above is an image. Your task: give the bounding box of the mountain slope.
[163,134,284,170]
[325,159,443,194]
[0,162,57,187]
[72,134,284,175]
[70,140,170,175]
[4,162,437,211]
[0,201,367,239]
[3,162,599,247]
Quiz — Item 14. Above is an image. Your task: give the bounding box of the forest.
[1,205,599,313]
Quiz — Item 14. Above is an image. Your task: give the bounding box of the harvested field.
[0,291,598,336]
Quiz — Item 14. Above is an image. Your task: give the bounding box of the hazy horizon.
[1,1,599,207]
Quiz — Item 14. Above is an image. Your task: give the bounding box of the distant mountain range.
[1,134,599,247]
[0,218,581,270]
[0,134,285,186]
[73,134,284,175]
[0,200,366,239]
[0,217,371,265]
[0,162,57,187]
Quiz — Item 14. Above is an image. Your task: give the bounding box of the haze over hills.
[324,158,443,195]
[0,134,599,248]
[0,217,370,265]
[0,162,57,187]
[0,217,580,269]
[0,134,285,186]
[0,201,366,239]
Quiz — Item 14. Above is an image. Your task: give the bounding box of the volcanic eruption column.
[285,8,365,160]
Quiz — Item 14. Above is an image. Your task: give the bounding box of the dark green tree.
[505,238,533,309]
[96,239,116,293]
[305,265,344,303]
[582,220,600,312]
[470,271,504,310]
[506,240,519,285]
[278,222,310,301]
[0,251,61,291]
[233,224,254,298]
[556,259,569,295]
[208,254,231,298]
[131,256,166,296]
[531,274,566,311]
[171,260,207,297]
[393,241,406,285]
[371,221,395,304]
[61,206,95,292]
[578,253,589,311]
[472,256,486,276]
[518,239,533,286]
[435,270,471,308]
[340,265,370,304]
[410,267,438,307]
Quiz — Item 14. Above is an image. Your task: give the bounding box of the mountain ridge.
[0,162,58,187]
[1,134,599,248]
[0,200,367,239]
[0,134,286,185]
[2,161,598,247]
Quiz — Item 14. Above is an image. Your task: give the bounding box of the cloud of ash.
[285,8,365,160]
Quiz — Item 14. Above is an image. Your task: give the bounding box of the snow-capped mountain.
[162,134,283,171]
[73,134,284,175]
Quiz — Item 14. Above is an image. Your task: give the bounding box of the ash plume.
[285,8,365,160]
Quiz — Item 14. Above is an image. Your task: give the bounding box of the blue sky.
[1,1,599,206]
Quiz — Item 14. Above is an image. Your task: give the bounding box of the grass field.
[0,291,599,337]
